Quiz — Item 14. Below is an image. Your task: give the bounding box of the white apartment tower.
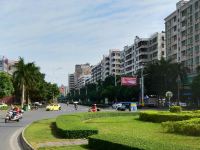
[102,55,110,81]
[122,32,166,75]
[165,0,200,76]
[109,49,121,76]
[91,62,102,83]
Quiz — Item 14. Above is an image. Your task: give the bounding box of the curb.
[19,125,34,150]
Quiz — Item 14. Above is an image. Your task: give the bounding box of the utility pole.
[141,66,144,106]
[177,75,181,105]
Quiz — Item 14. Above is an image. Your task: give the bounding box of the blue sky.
[0,0,178,86]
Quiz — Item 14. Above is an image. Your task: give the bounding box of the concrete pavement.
[0,104,89,150]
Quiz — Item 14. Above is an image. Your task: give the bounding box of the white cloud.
[0,0,179,85]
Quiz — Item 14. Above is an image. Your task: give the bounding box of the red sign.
[121,77,137,86]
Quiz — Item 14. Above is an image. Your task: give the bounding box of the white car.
[112,103,122,109]
[33,102,42,106]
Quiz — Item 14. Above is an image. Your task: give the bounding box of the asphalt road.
[0,103,89,150]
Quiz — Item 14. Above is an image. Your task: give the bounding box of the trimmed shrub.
[56,112,137,139]
[139,111,200,123]
[162,118,200,136]
[0,106,9,110]
[169,106,182,113]
[88,134,191,150]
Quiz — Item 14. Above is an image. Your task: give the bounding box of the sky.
[0,0,179,86]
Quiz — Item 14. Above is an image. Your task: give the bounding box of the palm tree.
[13,57,40,108]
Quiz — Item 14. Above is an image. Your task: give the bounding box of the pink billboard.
[121,77,137,86]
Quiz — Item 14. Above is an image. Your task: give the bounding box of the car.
[33,102,42,106]
[117,105,129,111]
[46,104,61,111]
[112,103,122,109]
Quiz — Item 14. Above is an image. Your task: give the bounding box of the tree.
[144,58,186,104]
[13,57,40,107]
[191,74,200,105]
[0,72,14,98]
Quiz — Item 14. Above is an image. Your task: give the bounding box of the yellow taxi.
[46,104,61,111]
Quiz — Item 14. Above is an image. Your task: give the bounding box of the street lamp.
[177,75,181,105]
[140,65,144,106]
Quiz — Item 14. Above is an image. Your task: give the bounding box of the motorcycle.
[5,110,23,123]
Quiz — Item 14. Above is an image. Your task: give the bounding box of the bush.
[88,134,191,150]
[162,118,200,136]
[0,106,9,110]
[56,112,137,139]
[169,106,182,113]
[139,111,200,123]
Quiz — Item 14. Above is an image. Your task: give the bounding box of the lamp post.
[141,65,144,106]
[177,75,181,105]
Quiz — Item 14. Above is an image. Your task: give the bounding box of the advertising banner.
[121,77,137,86]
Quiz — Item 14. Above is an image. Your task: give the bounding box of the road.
[0,103,89,150]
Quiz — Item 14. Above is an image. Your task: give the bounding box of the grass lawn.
[38,145,88,150]
[25,113,200,150]
[24,118,88,149]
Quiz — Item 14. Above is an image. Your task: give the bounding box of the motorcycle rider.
[74,103,78,110]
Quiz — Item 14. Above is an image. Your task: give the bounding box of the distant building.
[68,74,75,92]
[121,32,166,75]
[77,75,91,89]
[0,56,18,75]
[91,62,102,83]
[74,63,91,89]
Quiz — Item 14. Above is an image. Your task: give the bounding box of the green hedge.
[169,106,182,113]
[162,118,200,136]
[139,111,200,123]
[56,112,137,139]
[88,134,191,150]
[0,106,9,110]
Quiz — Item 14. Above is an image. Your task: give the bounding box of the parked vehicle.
[46,104,61,111]
[5,110,23,123]
[33,102,42,106]
[112,103,122,109]
[116,102,131,111]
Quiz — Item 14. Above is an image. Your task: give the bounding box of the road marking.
[10,127,23,150]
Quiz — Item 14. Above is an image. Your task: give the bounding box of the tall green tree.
[144,58,186,104]
[13,58,40,107]
[0,72,14,98]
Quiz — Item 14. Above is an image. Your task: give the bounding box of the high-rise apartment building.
[91,62,102,83]
[102,55,110,81]
[74,63,91,89]
[109,49,121,76]
[68,73,75,92]
[122,32,166,75]
[77,75,91,89]
[165,0,200,76]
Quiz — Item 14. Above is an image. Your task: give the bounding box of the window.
[195,34,200,42]
[195,45,200,53]
[195,12,199,21]
[173,16,177,22]
[181,30,187,37]
[182,40,186,46]
[174,26,177,32]
[195,56,199,65]
[195,1,199,10]
[195,23,199,31]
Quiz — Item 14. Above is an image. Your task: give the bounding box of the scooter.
[5,110,23,123]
